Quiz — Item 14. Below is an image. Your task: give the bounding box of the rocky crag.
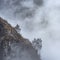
[0,17,40,60]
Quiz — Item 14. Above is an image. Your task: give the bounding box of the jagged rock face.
[0,17,40,60]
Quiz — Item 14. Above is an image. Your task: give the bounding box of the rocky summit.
[0,17,40,60]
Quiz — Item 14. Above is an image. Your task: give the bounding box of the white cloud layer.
[0,0,60,60]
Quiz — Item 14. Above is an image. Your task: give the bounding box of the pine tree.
[15,24,21,33]
[32,38,42,55]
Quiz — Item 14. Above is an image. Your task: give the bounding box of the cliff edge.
[0,17,40,60]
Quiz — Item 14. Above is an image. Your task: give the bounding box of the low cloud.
[0,0,60,60]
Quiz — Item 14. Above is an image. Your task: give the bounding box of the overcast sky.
[0,0,60,60]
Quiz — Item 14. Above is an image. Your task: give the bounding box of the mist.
[0,0,60,60]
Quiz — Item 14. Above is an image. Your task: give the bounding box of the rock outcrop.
[0,17,40,60]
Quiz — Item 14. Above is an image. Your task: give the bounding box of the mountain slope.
[0,17,40,60]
